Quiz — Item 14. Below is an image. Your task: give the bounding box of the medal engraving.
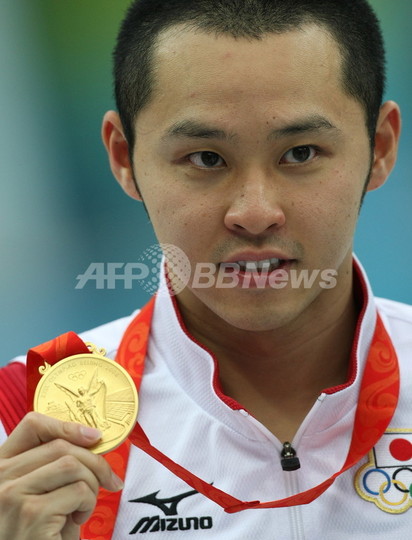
[33,345,138,454]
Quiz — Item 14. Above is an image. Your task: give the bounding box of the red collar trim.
[322,257,370,395]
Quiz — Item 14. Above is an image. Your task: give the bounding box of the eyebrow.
[162,120,237,142]
[162,114,341,142]
[268,115,341,140]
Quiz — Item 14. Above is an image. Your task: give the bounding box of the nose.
[224,172,286,235]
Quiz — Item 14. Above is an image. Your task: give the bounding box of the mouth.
[233,257,285,273]
[216,257,295,290]
[220,257,294,274]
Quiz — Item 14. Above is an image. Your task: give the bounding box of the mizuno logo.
[129,488,214,534]
[129,488,199,516]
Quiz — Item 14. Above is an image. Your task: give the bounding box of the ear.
[366,100,401,192]
[101,110,142,200]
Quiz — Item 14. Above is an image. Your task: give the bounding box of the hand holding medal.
[0,339,127,540]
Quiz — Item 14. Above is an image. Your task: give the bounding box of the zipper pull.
[281,442,301,471]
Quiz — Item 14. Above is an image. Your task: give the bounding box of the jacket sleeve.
[0,362,27,436]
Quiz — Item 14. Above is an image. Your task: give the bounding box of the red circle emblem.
[389,438,412,461]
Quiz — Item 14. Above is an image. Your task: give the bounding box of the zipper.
[279,399,326,540]
[281,441,301,471]
[279,400,329,539]
[279,441,305,539]
[284,471,306,540]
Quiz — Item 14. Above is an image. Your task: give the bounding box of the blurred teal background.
[1,1,411,365]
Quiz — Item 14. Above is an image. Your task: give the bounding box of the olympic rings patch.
[355,429,412,513]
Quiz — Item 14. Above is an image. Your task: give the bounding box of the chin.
[215,305,296,333]
[183,285,310,332]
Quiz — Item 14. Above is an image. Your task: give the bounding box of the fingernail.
[111,471,124,491]
[80,426,102,440]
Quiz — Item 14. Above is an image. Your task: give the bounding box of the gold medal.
[33,343,138,454]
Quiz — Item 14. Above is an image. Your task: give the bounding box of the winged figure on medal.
[55,370,111,430]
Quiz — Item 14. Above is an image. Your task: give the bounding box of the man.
[0,0,410,538]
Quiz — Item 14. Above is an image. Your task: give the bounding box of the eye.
[280,145,318,164]
[188,151,226,168]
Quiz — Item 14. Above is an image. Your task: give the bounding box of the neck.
[175,280,359,441]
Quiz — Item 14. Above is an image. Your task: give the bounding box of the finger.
[21,455,100,497]
[18,482,97,533]
[44,483,97,523]
[0,412,102,459]
[2,438,123,492]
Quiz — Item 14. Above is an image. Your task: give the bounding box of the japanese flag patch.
[355,429,412,513]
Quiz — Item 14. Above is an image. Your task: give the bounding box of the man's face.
[130,25,373,332]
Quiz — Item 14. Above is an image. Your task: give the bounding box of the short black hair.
[114,0,386,149]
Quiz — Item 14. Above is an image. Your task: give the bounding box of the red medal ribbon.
[26,297,399,539]
[26,331,90,410]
